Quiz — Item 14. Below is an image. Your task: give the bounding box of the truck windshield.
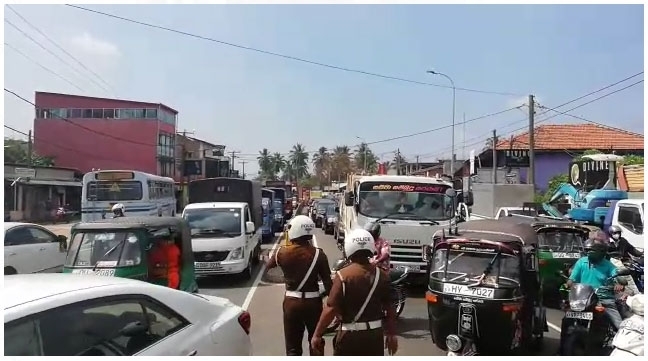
[537,230,585,252]
[184,208,242,237]
[358,181,453,220]
[65,231,142,267]
[429,248,520,287]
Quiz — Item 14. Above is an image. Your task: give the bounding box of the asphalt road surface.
[45,217,567,356]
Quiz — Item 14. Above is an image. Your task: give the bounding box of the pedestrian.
[311,228,398,356]
[266,215,332,356]
[364,222,390,271]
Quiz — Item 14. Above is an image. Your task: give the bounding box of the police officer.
[266,215,332,356]
[112,203,125,218]
[311,228,398,356]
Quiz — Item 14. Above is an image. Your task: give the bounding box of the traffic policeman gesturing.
[266,215,333,356]
[311,228,398,356]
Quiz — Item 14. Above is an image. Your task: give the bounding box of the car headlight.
[569,299,588,312]
[446,334,462,352]
[229,247,244,260]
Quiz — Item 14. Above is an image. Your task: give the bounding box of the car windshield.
[184,208,242,237]
[317,202,333,212]
[65,231,142,268]
[537,230,585,252]
[326,204,336,214]
[358,181,453,221]
[429,246,521,287]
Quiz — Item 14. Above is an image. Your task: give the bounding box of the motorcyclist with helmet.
[112,203,125,218]
[364,222,390,272]
[607,225,643,261]
[311,228,398,356]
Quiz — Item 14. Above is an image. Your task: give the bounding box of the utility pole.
[239,161,247,179]
[396,149,401,175]
[416,155,420,174]
[462,112,466,160]
[528,94,536,187]
[492,129,498,184]
[27,130,33,167]
[230,151,240,176]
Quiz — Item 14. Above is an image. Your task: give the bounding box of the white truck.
[341,174,472,278]
[609,198,643,251]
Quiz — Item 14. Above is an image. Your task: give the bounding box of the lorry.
[261,188,277,242]
[265,180,294,222]
[341,173,473,281]
[184,178,262,279]
[603,199,644,251]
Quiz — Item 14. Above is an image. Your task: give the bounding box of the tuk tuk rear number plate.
[551,252,581,259]
[566,311,593,320]
[71,269,116,277]
[442,283,495,299]
[195,262,221,269]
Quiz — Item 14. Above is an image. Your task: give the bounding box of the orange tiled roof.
[495,123,644,151]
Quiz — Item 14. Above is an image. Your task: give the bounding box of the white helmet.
[112,203,125,213]
[626,294,644,317]
[344,228,377,258]
[287,215,315,240]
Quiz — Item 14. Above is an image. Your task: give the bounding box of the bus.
[81,170,176,222]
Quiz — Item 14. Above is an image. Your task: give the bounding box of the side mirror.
[334,206,340,213]
[445,188,456,198]
[452,178,463,190]
[245,221,255,235]
[344,191,354,206]
[464,191,474,206]
[57,235,68,252]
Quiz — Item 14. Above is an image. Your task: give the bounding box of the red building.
[33,92,178,178]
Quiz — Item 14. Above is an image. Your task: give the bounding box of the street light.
[427,70,456,175]
[355,136,367,174]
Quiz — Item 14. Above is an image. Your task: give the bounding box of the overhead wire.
[65,4,522,97]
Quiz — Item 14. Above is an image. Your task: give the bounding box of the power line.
[6,4,115,93]
[537,104,644,137]
[4,18,111,95]
[5,42,86,92]
[65,4,522,97]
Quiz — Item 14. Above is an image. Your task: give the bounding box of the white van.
[611,199,644,251]
[182,202,261,280]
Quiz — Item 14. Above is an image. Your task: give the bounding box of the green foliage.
[572,149,602,161]
[538,173,570,203]
[621,155,644,166]
[4,138,55,166]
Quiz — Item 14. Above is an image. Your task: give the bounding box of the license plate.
[71,268,116,277]
[566,311,593,320]
[442,283,495,299]
[551,252,581,259]
[195,262,221,269]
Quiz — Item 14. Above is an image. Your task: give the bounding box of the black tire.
[5,266,17,275]
[396,300,405,316]
[563,331,587,356]
[241,258,253,280]
[252,245,261,265]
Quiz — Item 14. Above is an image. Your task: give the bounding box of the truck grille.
[194,251,229,262]
[391,245,426,270]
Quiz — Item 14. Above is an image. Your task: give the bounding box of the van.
[610,199,644,250]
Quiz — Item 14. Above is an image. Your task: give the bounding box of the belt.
[340,320,382,331]
[285,291,320,299]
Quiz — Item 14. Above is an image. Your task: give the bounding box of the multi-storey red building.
[33,92,178,178]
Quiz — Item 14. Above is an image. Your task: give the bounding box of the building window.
[83,109,93,118]
[104,109,115,118]
[146,109,157,119]
[69,109,82,118]
[91,109,103,118]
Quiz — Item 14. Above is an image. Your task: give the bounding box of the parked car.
[322,204,338,235]
[4,274,252,356]
[4,222,68,275]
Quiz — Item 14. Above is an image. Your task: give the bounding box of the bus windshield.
[358,181,453,220]
[86,181,143,201]
[65,231,142,268]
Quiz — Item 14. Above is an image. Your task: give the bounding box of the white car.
[4,222,68,275]
[4,274,252,356]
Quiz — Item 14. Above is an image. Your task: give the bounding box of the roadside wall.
[470,183,535,219]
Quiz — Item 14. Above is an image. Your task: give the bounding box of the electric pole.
[528,94,536,186]
[416,155,420,174]
[230,151,240,176]
[239,161,247,179]
[396,149,401,175]
[492,129,498,184]
[27,129,33,167]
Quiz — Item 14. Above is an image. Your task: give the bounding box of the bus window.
[87,181,143,201]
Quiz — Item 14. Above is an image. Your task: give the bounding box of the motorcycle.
[610,295,644,356]
[320,259,409,334]
[623,254,644,294]
[558,268,632,356]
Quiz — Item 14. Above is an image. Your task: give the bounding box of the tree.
[4,138,55,166]
[354,143,378,173]
[535,173,570,203]
[256,148,274,180]
[289,143,309,181]
[622,155,644,165]
[271,152,286,179]
[331,145,353,182]
[312,147,331,187]
[281,160,295,182]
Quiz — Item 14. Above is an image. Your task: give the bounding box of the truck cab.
[610,199,644,251]
[342,174,472,281]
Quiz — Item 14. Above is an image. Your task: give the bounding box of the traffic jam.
[4,170,644,356]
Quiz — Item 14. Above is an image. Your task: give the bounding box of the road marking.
[547,321,561,333]
[241,232,283,310]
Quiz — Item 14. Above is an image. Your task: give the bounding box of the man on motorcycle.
[607,225,643,260]
[266,215,333,356]
[364,222,390,271]
[112,203,125,218]
[566,234,625,330]
[311,228,398,356]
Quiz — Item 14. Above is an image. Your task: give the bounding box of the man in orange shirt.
[148,237,181,289]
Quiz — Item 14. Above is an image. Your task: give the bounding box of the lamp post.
[427,70,456,175]
[355,136,367,174]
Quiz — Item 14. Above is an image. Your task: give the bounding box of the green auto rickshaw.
[501,215,587,303]
[63,216,199,293]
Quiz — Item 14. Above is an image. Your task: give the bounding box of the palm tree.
[257,148,274,179]
[312,147,331,186]
[331,145,353,182]
[289,143,309,181]
[271,152,285,179]
[281,160,295,182]
[354,143,378,174]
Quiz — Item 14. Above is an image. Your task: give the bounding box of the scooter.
[610,295,644,356]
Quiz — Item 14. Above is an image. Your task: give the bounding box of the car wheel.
[242,259,253,280]
[252,245,261,265]
[4,266,17,275]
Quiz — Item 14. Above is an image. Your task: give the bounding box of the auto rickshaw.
[63,216,199,293]
[501,215,588,303]
[423,220,547,355]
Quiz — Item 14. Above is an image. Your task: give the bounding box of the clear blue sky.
[4,4,644,177]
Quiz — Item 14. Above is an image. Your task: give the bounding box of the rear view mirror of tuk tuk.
[344,191,354,206]
[452,178,463,190]
[57,235,68,251]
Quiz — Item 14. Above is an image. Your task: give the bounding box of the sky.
[3,4,644,177]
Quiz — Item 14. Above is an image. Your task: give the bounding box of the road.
[45,219,566,356]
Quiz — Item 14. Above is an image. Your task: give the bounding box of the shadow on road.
[397,316,431,341]
[196,263,263,290]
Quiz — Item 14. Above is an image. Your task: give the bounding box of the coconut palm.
[354,143,378,173]
[289,143,309,180]
[257,148,274,179]
[312,147,331,186]
[331,145,353,182]
[272,152,285,179]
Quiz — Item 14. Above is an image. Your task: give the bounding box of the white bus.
[81,170,176,222]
